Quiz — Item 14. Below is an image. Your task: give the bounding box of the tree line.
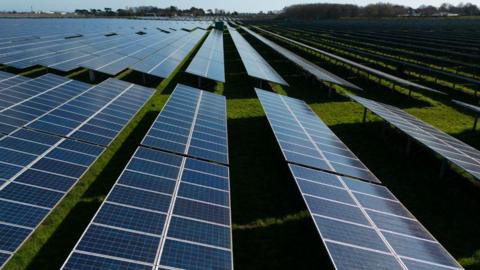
[280,2,480,19]
[74,6,237,17]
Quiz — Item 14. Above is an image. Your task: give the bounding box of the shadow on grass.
[25,110,159,270]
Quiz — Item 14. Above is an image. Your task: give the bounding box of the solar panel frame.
[256,89,379,183]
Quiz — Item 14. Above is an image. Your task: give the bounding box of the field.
[0,18,479,270]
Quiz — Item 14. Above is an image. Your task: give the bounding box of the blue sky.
[1,0,473,12]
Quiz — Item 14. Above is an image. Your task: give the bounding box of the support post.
[439,159,447,179]
[88,70,95,82]
[142,73,147,85]
[198,77,202,88]
[362,108,367,124]
[405,138,412,156]
[474,115,478,131]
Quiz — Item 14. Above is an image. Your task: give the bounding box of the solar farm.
[0,17,478,270]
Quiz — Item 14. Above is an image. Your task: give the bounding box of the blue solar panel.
[21,78,154,146]
[63,146,232,270]
[256,89,379,183]
[227,24,288,86]
[0,76,92,136]
[0,128,105,268]
[132,30,206,78]
[142,84,228,165]
[186,29,225,82]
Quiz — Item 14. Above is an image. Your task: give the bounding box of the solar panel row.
[227,25,288,86]
[256,89,462,270]
[350,95,480,183]
[0,20,211,76]
[256,89,379,183]
[142,84,228,165]
[132,30,207,79]
[242,26,361,91]
[186,29,225,82]
[62,85,233,270]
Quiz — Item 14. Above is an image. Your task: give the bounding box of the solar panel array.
[186,29,226,82]
[242,26,361,90]
[254,27,442,94]
[350,95,480,182]
[227,25,288,86]
[63,85,232,270]
[256,89,462,270]
[142,84,228,165]
[132,30,207,79]
[256,89,378,183]
[0,20,211,76]
[0,129,105,268]
[0,72,156,268]
[19,78,154,146]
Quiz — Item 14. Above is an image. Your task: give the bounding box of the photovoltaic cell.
[142,84,228,165]
[350,95,480,183]
[256,88,379,183]
[62,146,232,270]
[227,24,288,86]
[186,29,225,82]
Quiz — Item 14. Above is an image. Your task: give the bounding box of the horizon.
[0,0,476,13]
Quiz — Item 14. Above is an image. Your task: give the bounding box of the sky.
[1,0,477,13]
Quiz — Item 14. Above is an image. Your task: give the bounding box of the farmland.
[0,17,479,270]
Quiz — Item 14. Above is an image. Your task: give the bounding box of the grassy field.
[2,23,480,270]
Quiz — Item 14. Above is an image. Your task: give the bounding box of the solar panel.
[288,164,462,270]
[0,129,105,268]
[132,30,206,79]
[256,89,379,183]
[24,78,155,146]
[186,29,225,82]
[452,100,480,114]
[62,146,233,270]
[0,74,92,136]
[349,95,480,182]
[142,84,228,165]
[241,26,361,90]
[254,27,442,94]
[227,25,288,86]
